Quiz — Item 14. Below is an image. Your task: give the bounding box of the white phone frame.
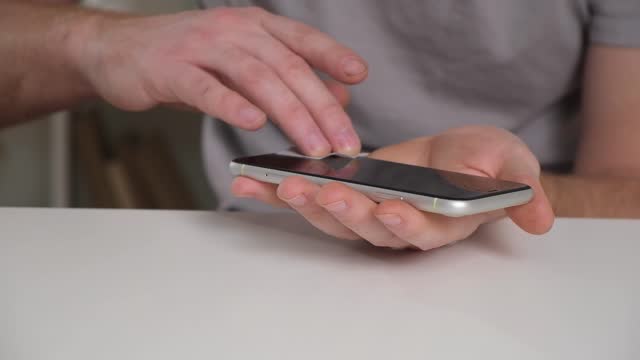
[229,157,533,217]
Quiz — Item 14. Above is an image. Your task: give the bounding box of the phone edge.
[229,162,533,217]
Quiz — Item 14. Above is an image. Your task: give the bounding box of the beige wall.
[0,119,51,207]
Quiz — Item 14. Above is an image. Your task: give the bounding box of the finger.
[428,127,554,235]
[236,35,360,155]
[315,182,409,248]
[259,11,369,84]
[503,173,555,235]
[369,136,432,166]
[496,153,555,235]
[276,176,359,240]
[323,79,350,107]
[171,66,266,130]
[203,46,332,157]
[375,200,490,251]
[231,176,289,208]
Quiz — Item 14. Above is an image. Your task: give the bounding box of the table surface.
[1,208,639,360]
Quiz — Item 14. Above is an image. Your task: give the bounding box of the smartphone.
[229,152,533,217]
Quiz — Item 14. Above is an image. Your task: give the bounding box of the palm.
[234,126,555,250]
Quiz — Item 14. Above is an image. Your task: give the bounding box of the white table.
[1,208,639,359]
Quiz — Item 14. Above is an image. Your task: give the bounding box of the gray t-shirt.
[201,0,640,210]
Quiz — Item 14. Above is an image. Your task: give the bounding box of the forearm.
[541,173,640,218]
[0,1,113,126]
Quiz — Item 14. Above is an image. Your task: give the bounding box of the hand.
[72,7,364,156]
[232,126,555,250]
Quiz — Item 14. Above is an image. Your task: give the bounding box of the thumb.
[498,156,555,235]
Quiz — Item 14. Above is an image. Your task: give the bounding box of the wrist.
[54,8,101,97]
[60,8,131,96]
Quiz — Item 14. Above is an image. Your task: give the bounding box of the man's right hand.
[71,6,365,156]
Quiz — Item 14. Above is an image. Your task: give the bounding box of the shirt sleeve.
[589,0,640,47]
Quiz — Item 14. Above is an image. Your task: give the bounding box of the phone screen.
[235,154,530,201]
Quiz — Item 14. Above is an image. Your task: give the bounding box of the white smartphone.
[229,152,533,217]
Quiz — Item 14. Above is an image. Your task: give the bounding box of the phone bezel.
[232,154,531,201]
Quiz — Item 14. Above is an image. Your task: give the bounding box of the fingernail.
[323,200,348,214]
[285,194,307,207]
[239,107,264,127]
[376,214,403,226]
[306,132,331,156]
[334,128,360,155]
[342,58,367,76]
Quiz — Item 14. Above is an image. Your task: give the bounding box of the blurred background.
[0,0,218,210]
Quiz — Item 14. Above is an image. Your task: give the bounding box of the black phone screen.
[235,154,530,201]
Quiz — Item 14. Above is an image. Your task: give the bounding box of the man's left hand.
[232,126,555,250]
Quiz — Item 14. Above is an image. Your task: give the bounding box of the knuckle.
[340,211,367,226]
[316,186,350,207]
[322,44,350,66]
[190,74,213,98]
[181,26,230,54]
[244,6,268,17]
[276,181,303,201]
[183,27,213,49]
[289,22,316,44]
[317,102,346,123]
[280,100,309,123]
[278,176,308,192]
[196,84,215,108]
[375,200,406,216]
[280,54,311,78]
[180,72,216,106]
[214,89,240,113]
[240,62,274,87]
[211,7,245,25]
[172,68,202,95]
